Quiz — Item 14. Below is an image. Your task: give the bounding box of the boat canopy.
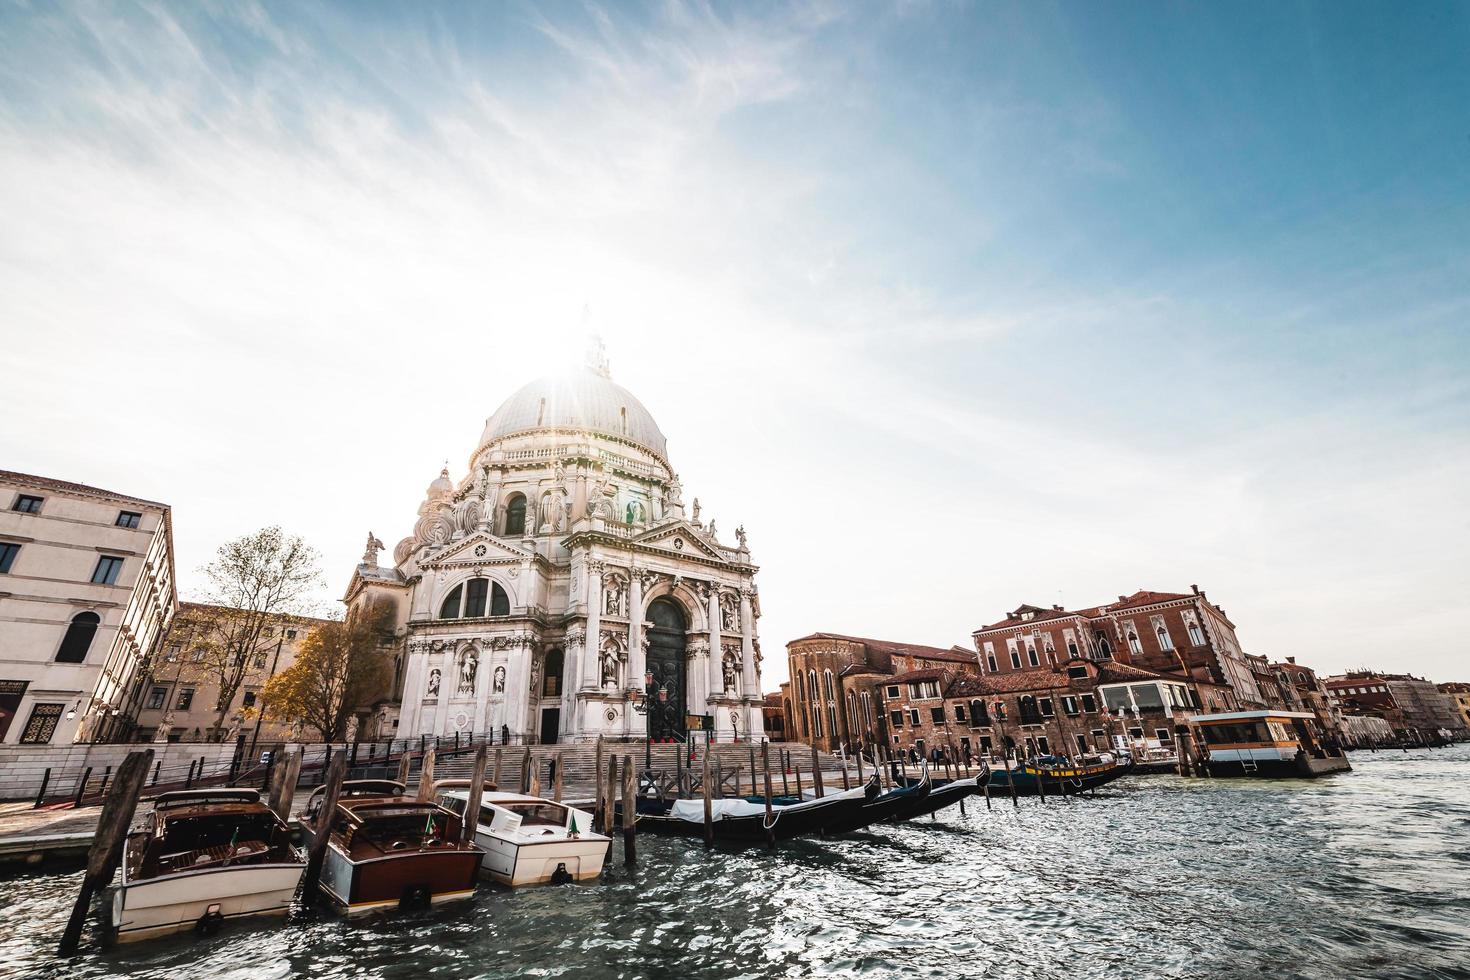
[1187,710,1317,724]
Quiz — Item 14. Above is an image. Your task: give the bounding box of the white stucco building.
[344,341,765,743]
[0,470,177,744]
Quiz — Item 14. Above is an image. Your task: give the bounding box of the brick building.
[781,633,980,753]
[971,587,1262,711]
[1269,658,1343,740]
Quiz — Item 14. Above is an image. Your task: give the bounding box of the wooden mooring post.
[395,749,412,787]
[57,748,153,956]
[761,741,775,851]
[492,748,503,789]
[521,746,532,794]
[810,744,825,798]
[602,755,618,836]
[529,756,542,799]
[553,751,564,803]
[594,737,605,825]
[701,744,714,849]
[463,745,488,844]
[621,754,636,866]
[416,747,437,802]
[780,752,790,797]
[267,747,302,821]
[301,749,347,905]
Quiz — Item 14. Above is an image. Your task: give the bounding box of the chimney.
[1118,595,1127,603]
[1286,656,1296,664]
[1191,584,1200,595]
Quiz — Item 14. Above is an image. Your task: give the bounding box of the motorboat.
[435,782,610,886]
[634,777,880,843]
[299,780,482,914]
[112,789,303,943]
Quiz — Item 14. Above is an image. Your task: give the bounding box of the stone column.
[706,583,722,701]
[435,644,453,736]
[686,636,709,714]
[563,627,585,740]
[739,587,757,699]
[506,638,533,741]
[583,560,604,689]
[628,569,646,689]
[471,644,491,735]
[400,643,427,736]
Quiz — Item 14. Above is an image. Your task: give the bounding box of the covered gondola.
[986,756,1131,796]
[634,777,879,843]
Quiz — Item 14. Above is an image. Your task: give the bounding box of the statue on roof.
[362,532,386,567]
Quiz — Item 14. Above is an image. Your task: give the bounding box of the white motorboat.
[436,783,610,886]
[111,789,304,943]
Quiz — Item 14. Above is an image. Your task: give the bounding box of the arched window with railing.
[504,494,527,536]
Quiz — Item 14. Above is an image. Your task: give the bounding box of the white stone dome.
[479,366,669,460]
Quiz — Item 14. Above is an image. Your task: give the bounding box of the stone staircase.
[398,741,859,800]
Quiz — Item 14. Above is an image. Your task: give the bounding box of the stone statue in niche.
[426,668,441,699]
[721,644,739,693]
[624,500,645,525]
[458,649,477,695]
[720,594,738,632]
[601,649,619,688]
[604,576,626,617]
[493,665,506,693]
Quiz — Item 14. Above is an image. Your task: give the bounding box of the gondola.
[986,756,1131,796]
[820,771,931,835]
[634,777,879,843]
[888,764,990,822]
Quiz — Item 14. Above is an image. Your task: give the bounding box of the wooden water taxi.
[299,780,482,914]
[112,789,304,943]
[435,784,610,886]
[1189,710,1352,777]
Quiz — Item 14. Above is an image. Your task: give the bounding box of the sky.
[2,1,1467,686]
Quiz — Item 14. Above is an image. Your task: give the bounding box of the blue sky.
[2,1,1466,683]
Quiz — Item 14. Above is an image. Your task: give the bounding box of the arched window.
[464,579,488,617]
[823,669,834,700]
[491,582,510,616]
[1018,695,1042,725]
[970,699,988,726]
[542,648,564,698]
[1095,632,1112,659]
[438,585,463,619]
[56,611,100,663]
[1127,631,1143,655]
[1156,625,1173,651]
[504,494,527,536]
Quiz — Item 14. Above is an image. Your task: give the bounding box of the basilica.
[343,341,765,744]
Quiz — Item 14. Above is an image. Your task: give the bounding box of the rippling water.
[5,745,1468,980]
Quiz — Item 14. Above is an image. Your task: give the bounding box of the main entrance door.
[540,708,560,745]
[645,598,687,741]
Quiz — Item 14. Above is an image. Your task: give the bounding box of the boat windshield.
[498,802,566,827]
[355,809,452,844]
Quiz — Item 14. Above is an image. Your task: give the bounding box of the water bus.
[1189,710,1351,777]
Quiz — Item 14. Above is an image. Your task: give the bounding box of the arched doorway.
[645,597,687,741]
[539,648,564,744]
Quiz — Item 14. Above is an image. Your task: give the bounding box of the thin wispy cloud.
[1,1,1465,682]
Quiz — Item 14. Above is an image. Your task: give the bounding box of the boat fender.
[550,862,573,885]
[399,885,432,910]
[194,904,224,936]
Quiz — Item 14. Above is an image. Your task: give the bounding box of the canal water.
[3,745,1467,980]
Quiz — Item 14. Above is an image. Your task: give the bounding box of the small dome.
[479,367,668,460]
[427,467,454,498]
